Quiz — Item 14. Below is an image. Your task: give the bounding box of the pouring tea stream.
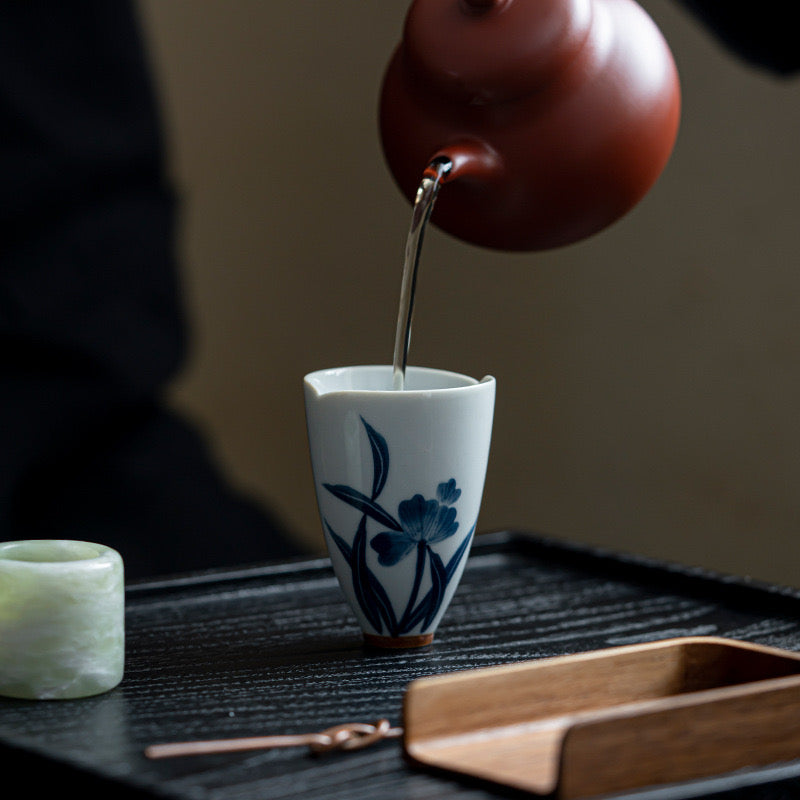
[386,0,680,388]
[391,156,452,391]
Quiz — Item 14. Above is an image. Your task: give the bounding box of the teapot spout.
[425,140,504,185]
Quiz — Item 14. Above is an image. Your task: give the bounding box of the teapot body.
[379,0,681,251]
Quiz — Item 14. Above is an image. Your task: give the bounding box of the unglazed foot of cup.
[363,633,434,649]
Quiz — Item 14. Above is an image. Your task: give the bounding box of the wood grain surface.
[3,531,800,799]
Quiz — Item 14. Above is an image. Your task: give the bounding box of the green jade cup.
[0,540,125,700]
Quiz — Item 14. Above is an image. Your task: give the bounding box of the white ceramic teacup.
[304,365,495,648]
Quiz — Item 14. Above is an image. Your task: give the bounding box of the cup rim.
[0,539,120,567]
[304,364,494,397]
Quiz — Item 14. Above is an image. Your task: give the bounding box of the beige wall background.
[137,1,800,586]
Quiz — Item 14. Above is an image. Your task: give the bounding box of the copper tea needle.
[144,719,403,759]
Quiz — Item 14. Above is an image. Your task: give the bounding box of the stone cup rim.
[0,540,121,569]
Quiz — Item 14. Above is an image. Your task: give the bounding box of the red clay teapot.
[379,0,681,251]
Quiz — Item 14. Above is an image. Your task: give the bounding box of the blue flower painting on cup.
[322,418,474,638]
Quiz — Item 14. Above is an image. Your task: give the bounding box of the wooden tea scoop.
[145,637,800,798]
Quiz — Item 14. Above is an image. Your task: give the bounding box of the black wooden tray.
[3,530,800,800]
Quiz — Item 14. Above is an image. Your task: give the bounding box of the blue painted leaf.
[401,527,476,633]
[403,584,433,633]
[424,548,447,630]
[361,418,390,501]
[323,484,401,531]
[352,516,383,633]
[336,516,397,635]
[397,542,427,634]
[366,565,399,636]
[324,520,353,565]
[445,525,475,582]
